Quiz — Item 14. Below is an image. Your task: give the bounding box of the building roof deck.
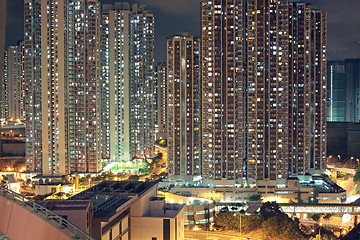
[38,200,90,211]
[147,203,185,218]
[69,181,158,219]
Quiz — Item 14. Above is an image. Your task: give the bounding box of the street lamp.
[234,213,242,235]
[319,223,322,239]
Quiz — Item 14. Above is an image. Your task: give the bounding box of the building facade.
[167,33,202,185]
[199,0,327,187]
[200,0,244,187]
[25,0,102,175]
[327,61,346,122]
[155,62,167,140]
[129,4,155,160]
[68,181,185,240]
[327,122,360,159]
[71,0,102,173]
[40,0,73,176]
[101,3,155,165]
[3,43,25,121]
[101,2,131,165]
[327,59,360,123]
[288,2,327,179]
[0,0,6,120]
[345,59,360,122]
[24,0,42,173]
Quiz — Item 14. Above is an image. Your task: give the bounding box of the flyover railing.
[0,186,95,240]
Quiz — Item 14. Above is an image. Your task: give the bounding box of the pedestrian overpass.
[280,203,360,215]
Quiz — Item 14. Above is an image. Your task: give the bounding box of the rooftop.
[147,203,185,218]
[69,181,158,219]
[38,200,91,211]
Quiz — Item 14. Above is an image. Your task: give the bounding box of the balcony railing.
[0,186,95,240]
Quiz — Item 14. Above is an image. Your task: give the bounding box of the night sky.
[5,0,360,63]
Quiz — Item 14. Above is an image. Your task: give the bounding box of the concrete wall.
[93,209,130,240]
[131,216,184,240]
[0,196,73,240]
[130,186,157,217]
[35,184,61,195]
[52,209,89,233]
[1,142,25,156]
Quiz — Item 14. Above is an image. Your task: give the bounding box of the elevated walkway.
[0,186,94,240]
[280,203,360,215]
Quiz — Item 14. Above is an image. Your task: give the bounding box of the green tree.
[128,175,140,181]
[241,215,261,233]
[262,216,280,236]
[262,216,305,240]
[214,212,238,230]
[311,214,321,222]
[279,218,305,240]
[354,166,360,183]
[247,194,262,201]
[259,202,282,220]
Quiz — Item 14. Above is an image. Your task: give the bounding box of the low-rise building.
[54,181,186,240]
[38,200,92,233]
[163,193,215,226]
[165,175,346,204]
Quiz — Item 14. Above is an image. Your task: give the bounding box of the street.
[185,231,262,240]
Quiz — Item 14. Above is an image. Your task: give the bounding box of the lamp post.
[319,223,322,239]
[234,213,242,235]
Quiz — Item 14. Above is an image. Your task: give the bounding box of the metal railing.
[0,186,95,240]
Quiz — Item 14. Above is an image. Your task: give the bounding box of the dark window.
[152,238,157,240]
[163,219,170,240]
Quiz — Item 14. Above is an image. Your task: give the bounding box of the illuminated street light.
[233,213,242,235]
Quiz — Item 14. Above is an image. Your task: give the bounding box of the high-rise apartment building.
[327,61,346,122]
[327,59,360,123]
[101,3,155,164]
[201,0,244,186]
[41,0,73,175]
[345,59,360,122]
[71,0,101,173]
[4,43,25,121]
[25,0,102,175]
[0,0,6,120]
[129,4,155,160]
[155,62,167,140]
[101,2,131,164]
[245,0,291,185]
[167,33,202,184]
[288,2,327,178]
[24,0,42,173]
[200,0,327,187]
